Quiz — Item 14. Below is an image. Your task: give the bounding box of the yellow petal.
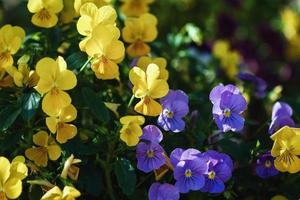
[35,57,57,78]
[10,159,28,180]
[27,0,43,13]
[0,54,13,69]
[56,123,77,144]
[43,0,64,13]
[41,186,62,200]
[91,58,120,80]
[46,117,58,133]
[47,144,61,161]
[134,97,162,116]
[0,157,11,185]
[287,155,300,173]
[56,70,77,90]
[33,131,49,146]
[3,178,22,199]
[126,42,150,57]
[120,124,142,146]
[76,15,93,36]
[104,102,120,117]
[120,115,145,125]
[62,186,81,198]
[42,89,72,116]
[35,76,54,94]
[25,147,48,167]
[105,40,125,62]
[60,104,77,123]
[146,63,160,88]
[31,11,58,28]
[148,79,169,99]
[61,154,75,179]
[12,156,25,163]
[129,66,147,96]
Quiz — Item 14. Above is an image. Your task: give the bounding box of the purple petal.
[172,101,189,117]
[220,92,247,113]
[149,183,160,200]
[157,115,186,133]
[160,90,189,106]
[180,149,202,161]
[268,116,295,135]
[170,148,184,167]
[158,184,180,200]
[221,113,245,132]
[201,177,225,193]
[140,125,163,143]
[209,84,225,105]
[272,101,293,119]
[214,163,232,182]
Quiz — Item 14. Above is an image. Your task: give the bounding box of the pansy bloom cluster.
[0,0,300,199]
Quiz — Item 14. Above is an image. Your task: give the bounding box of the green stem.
[127,94,135,108]
[79,57,93,73]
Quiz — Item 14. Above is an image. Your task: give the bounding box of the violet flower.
[255,151,278,179]
[210,84,247,132]
[158,90,189,133]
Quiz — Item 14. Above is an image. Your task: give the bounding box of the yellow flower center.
[223,108,231,117]
[165,110,174,118]
[0,52,10,62]
[38,9,51,21]
[185,169,192,178]
[0,191,6,200]
[143,96,151,105]
[208,171,216,179]
[147,150,154,158]
[50,87,60,95]
[264,160,272,168]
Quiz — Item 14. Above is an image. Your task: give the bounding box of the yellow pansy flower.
[271,195,288,200]
[5,64,39,88]
[212,40,240,79]
[129,63,169,116]
[74,0,112,13]
[271,126,300,173]
[35,56,77,116]
[122,13,158,57]
[27,0,64,28]
[60,0,77,24]
[120,0,154,17]
[41,186,81,200]
[85,24,125,80]
[120,115,145,146]
[0,156,28,200]
[76,2,117,51]
[281,8,300,40]
[136,56,168,80]
[61,154,81,181]
[0,25,25,69]
[25,131,61,167]
[46,104,78,144]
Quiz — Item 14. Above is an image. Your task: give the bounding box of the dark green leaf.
[79,165,103,196]
[21,92,41,121]
[0,106,21,132]
[66,52,88,70]
[81,87,110,122]
[114,157,136,196]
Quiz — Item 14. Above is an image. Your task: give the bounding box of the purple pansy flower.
[136,142,166,173]
[157,90,189,133]
[210,84,247,132]
[136,125,166,173]
[237,72,267,98]
[149,183,180,200]
[174,158,208,193]
[200,150,233,193]
[170,148,207,193]
[269,101,295,134]
[255,151,278,179]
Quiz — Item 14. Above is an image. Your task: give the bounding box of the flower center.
[264,160,272,168]
[147,150,154,158]
[38,9,51,21]
[208,171,216,179]
[279,145,295,165]
[185,169,192,177]
[0,191,7,200]
[0,52,10,62]
[223,108,231,117]
[165,109,174,118]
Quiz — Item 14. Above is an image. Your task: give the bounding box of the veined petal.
[56,124,77,144]
[134,97,162,116]
[31,11,58,28]
[120,115,145,125]
[25,147,48,167]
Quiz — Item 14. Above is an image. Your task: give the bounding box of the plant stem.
[79,57,93,73]
[127,94,135,108]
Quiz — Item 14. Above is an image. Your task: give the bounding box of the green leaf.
[79,165,103,196]
[21,92,41,121]
[81,87,110,122]
[0,106,21,132]
[114,157,136,196]
[66,52,88,70]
